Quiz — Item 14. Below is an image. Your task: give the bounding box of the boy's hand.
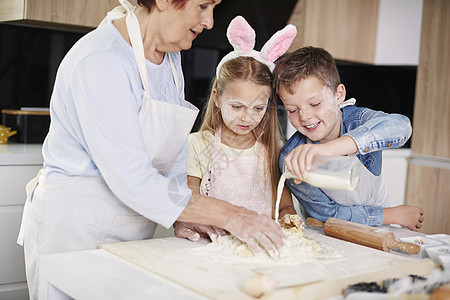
[383,205,425,231]
[284,136,359,183]
[284,143,333,181]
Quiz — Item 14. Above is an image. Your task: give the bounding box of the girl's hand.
[223,207,285,257]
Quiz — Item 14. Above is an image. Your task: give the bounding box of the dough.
[242,273,278,298]
[192,225,322,265]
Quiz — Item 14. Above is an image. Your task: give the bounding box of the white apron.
[321,160,390,208]
[17,1,198,298]
[320,98,390,208]
[205,128,273,217]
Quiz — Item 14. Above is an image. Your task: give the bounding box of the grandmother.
[17,0,284,298]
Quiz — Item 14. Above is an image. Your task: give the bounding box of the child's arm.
[278,184,297,219]
[278,184,304,229]
[187,175,202,194]
[174,175,226,241]
[383,205,424,231]
[279,184,297,219]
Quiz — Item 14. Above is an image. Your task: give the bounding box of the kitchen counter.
[38,226,435,300]
[0,143,43,165]
[0,143,43,299]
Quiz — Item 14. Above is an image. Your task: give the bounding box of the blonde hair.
[200,56,282,217]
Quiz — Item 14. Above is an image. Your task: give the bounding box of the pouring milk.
[275,155,361,221]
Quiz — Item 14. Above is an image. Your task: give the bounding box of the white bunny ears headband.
[216,16,297,78]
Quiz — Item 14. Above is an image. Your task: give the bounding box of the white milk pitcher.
[284,155,361,191]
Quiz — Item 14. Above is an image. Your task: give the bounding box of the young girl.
[175,16,299,242]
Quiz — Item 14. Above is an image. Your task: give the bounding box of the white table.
[38,226,425,300]
[39,248,208,300]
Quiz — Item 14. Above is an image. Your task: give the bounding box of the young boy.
[273,46,424,231]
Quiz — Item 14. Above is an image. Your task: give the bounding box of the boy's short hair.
[273,46,341,94]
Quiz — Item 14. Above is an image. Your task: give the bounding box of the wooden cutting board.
[100,228,436,299]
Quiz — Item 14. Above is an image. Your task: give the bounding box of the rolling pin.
[306,217,420,255]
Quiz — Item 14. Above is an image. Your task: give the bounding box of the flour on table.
[190,172,340,265]
[191,224,325,265]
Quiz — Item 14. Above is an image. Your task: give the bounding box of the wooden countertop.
[2,109,50,116]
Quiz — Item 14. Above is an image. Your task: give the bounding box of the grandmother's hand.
[173,221,226,242]
[223,207,285,257]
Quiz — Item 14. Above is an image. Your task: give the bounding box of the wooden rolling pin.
[306,217,420,255]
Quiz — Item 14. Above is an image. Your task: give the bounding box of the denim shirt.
[279,104,412,226]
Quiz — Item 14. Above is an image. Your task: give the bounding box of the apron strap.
[210,127,223,179]
[100,1,181,103]
[98,1,151,99]
[17,169,43,246]
[167,54,180,94]
[123,3,152,100]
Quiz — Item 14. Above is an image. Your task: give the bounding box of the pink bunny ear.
[226,16,256,54]
[260,24,297,63]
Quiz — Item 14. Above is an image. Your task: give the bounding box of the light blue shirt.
[34,22,191,228]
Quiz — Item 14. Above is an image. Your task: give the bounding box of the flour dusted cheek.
[220,103,237,126]
[253,102,268,124]
[321,86,340,129]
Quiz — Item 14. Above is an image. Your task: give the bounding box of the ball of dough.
[243,273,278,298]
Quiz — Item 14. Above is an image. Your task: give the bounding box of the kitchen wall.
[1,0,422,121]
[405,0,450,234]
[374,0,422,65]
[3,2,441,189]
[1,1,422,208]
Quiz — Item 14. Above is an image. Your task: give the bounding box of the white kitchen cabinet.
[0,144,43,300]
[288,0,423,65]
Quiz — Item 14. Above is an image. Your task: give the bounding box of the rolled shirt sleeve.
[344,109,412,155]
